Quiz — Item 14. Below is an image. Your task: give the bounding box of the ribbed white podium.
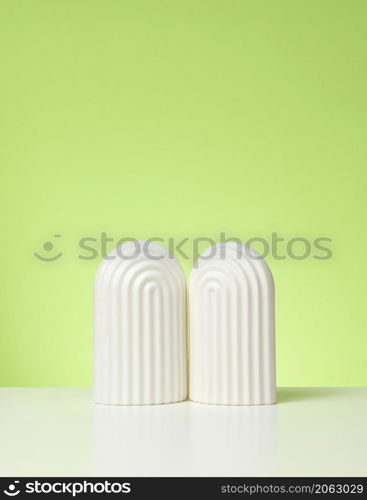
[94,240,187,405]
[189,242,276,405]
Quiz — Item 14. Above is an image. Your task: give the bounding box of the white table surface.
[0,388,366,477]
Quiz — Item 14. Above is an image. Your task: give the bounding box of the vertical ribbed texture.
[189,242,276,405]
[94,241,187,405]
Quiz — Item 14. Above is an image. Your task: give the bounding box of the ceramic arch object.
[189,242,276,405]
[94,240,187,405]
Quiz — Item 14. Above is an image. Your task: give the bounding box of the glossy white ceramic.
[94,240,187,405]
[189,242,276,405]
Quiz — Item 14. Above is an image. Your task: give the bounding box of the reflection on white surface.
[0,388,366,476]
[93,402,276,476]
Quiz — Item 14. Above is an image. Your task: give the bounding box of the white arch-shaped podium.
[94,241,187,405]
[189,242,276,405]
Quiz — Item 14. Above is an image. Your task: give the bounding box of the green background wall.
[1,0,366,386]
